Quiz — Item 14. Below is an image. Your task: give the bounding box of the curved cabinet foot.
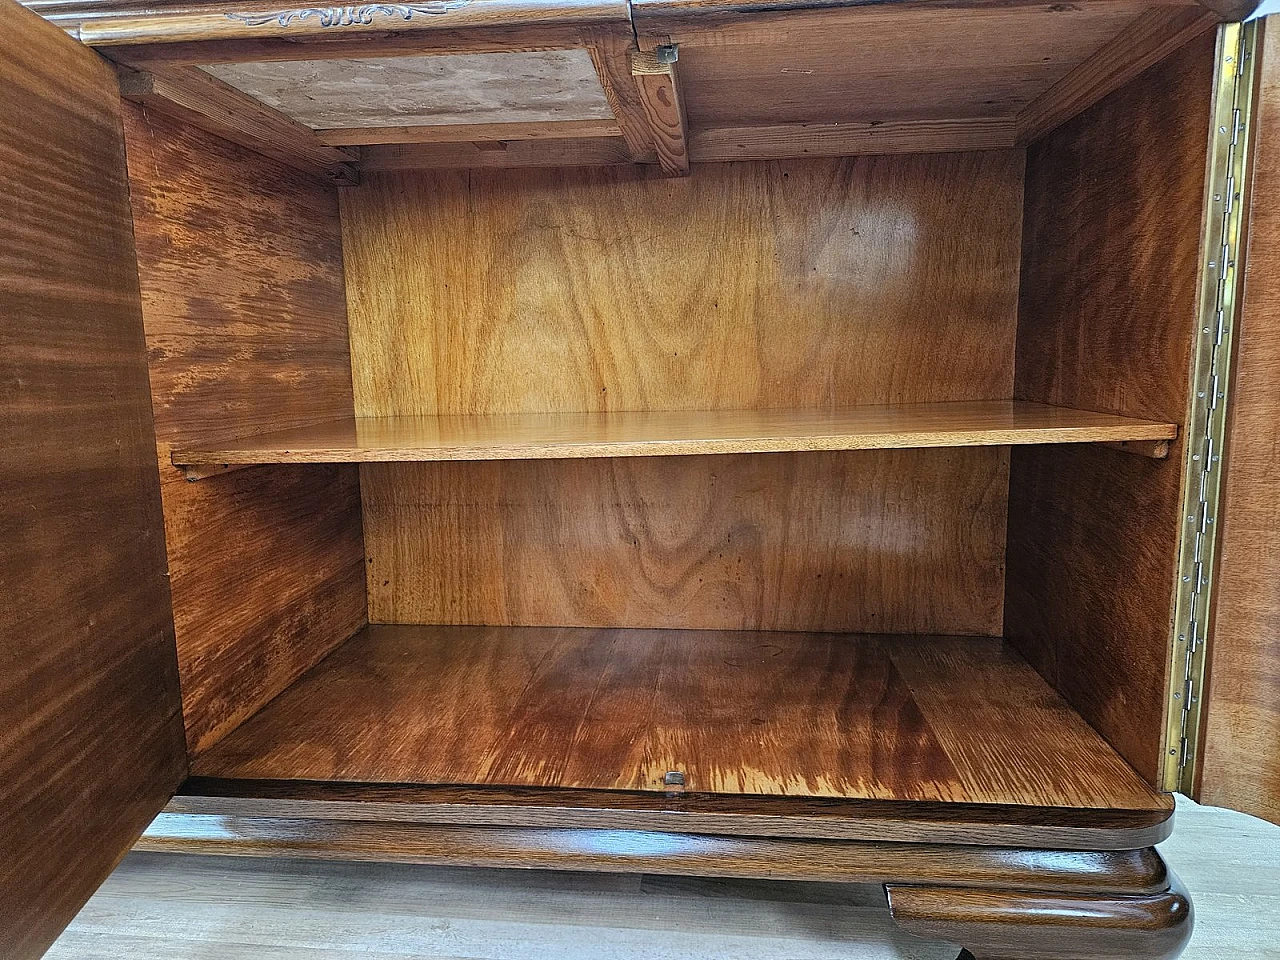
[888,864,1192,960]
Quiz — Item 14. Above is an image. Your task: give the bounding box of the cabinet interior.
[120,26,1220,817]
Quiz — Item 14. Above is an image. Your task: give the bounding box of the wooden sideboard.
[3,0,1277,956]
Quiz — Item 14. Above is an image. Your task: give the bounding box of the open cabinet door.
[1198,18,1280,826]
[0,1,188,956]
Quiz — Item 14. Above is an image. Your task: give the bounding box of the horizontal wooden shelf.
[191,624,1167,813]
[172,401,1177,478]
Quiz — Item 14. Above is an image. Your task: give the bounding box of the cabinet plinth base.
[140,800,1192,960]
[888,872,1193,960]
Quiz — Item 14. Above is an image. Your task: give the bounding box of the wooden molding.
[117,65,358,183]
[139,813,1173,893]
[77,0,631,46]
[316,118,621,145]
[1016,5,1220,145]
[631,46,690,176]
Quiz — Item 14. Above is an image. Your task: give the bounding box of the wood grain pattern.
[191,625,1167,811]
[631,48,689,175]
[173,402,1177,473]
[341,156,1023,418]
[360,136,637,170]
[1014,6,1219,145]
[121,105,367,756]
[640,2,1158,129]
[887,871,1193,960]
[317,118,621,145]
[690,118,1018,160]
[117,64,358,183]
[0,6,186,957]
[1005,32,1217,785]
[583,25,659,161]
[341,155,1023,629]
[361,449,1009,632]
[202,50,615,129]
[1198,21,1280,826]
[170,781,1175,849]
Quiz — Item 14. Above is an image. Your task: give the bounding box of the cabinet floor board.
[191,625,1166,812]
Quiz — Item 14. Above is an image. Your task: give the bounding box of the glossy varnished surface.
[0,6,187,956]
[137,815,1171,894]
[169,781,1174,849]
[192,626,1166,811]
[887,872,1193,960]
[1006,33,1216,784]
[342,155,1023,629]
[361,449,1010,633]
[1200,21,1280,826]
[173,402,1176,469]
[341,158,1023,417]
[121,106,367,755]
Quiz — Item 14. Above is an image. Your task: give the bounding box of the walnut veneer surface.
[192,625,1166,811]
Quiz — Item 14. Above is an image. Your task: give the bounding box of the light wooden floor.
[48,796,1279,959]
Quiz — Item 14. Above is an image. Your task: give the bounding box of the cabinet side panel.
[1199,20,1280,825]
[343,155,1024,631]
[122,106,367,756]
[0,9,187,957]
[1007,33,1217,783]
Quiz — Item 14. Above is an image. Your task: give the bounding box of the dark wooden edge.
[630,0,1254,22]
[137,813,1173,895]
[887,866,1193,960]
[172,778,1175,850]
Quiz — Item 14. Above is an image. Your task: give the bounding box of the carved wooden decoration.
[226,1,473,28]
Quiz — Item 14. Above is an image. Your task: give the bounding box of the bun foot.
[888,861,1192,960]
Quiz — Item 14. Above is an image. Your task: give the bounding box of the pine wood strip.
[691,118,1018,160]
[316,118,621,146]
[172,401,1176,472]
[1015,6,1220,145]
[190,626,1166,811]
[117,65,357,183]
[359,136,636,170]
[632,48,690,175]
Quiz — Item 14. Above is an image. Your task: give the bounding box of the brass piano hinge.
[1162,21,1259,794]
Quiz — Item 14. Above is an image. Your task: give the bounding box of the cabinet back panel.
[1007,33,1216,784]
[363,449,1009,633]
[122,107,367,755]
[341,155,1023,417]
[343,155,1023,630]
